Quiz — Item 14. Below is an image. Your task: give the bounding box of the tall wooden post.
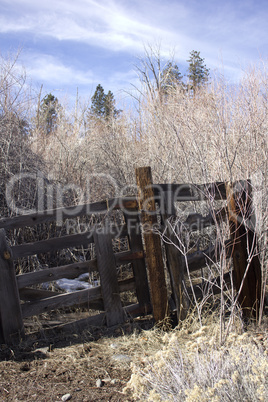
[94,228,125,327]
[160,191,188,323]
[135,167,168,322]
[225,181,262,319]
[124,212,151,313]
[0,229,24,344]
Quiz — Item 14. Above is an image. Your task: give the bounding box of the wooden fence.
[0,167,262,344]
[136,167,262,323]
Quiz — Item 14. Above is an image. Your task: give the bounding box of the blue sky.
[0,0,267,105]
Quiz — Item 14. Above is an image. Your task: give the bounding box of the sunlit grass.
[123,315,268,401]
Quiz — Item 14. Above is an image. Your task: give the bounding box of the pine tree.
[40,93,58,135]
[187,51,209,92]
[104,90,117,119]
[161,62,183,95]
[90,84,106,117]
[90,85,120,120]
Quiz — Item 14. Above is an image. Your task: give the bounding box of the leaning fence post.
[0,229,24,344]
[225,181,262,319]
[135,167,168,323]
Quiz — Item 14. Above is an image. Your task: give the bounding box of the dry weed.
[124,315,268,401]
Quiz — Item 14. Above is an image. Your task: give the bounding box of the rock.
[61,393,72,401]
[111,354,132,363]
[96,378,104,388]
[32,347,49,358]
[111,379,120,384]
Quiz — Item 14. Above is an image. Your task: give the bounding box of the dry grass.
[123,314,268,401]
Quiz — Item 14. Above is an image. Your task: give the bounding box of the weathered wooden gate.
[0,167,262,344]
[0,197,151,344]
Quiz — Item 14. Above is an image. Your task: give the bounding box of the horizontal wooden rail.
[20,288,105,310]
[21,286,102,318]
[21,277,136,318]
[17,260,98,289]
[154,182,227,201]
[187,239,233,273]
[116,250,144,262]
[0,197,138,230]
[187,272,232,300]
[19,288,60,301]
[17,250,144,289]
[11,224,129,259]
[12,232,94,258]
[29,302,150,337]
[183,208,227,231]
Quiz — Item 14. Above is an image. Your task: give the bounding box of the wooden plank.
[124,212,151,312]
[225,182,262,319]
[21,277,135,318]
[0,197,138,230]
[20,287,105,309]
[160,191,188,322]
[115,250,145,263]
[19,288,60,300]
[16,250,143,290]
[94,229,125,327]
[118,277,137,292]
[154,182,227,201]
[27,302,149,338]
[22,286,102,318]
[11,231,94,259]
[183,208,227,231]
[0,229,25,343]
[135,167,168,323]
[41,312,107,335]
[187,272,232,300]
[17,260,98,289]
[11,223,128,259]
[187,239,233,273]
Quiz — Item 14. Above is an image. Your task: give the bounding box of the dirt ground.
[2,308,266,401]
[0,315,155,401]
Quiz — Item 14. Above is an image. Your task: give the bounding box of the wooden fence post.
[225,181,262,319]
[94,227,125,327]
[135,167,168,323]
[0,229,24,344]
[124,212,151,313]
[160,191,188,322]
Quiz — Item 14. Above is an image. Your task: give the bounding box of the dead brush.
[123,311,268,401]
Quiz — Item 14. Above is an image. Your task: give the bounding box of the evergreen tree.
[187,51,209,92]
[161,62,183,95]
[40,93,58,135]
[104,90,117,119]
[90,84,106,117]
[90,84,120,120]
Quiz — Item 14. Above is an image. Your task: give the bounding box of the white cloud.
[0,0,265,61]
[0,0,171,53]
[23,53,95,86]
[19,50,138,101]
[0,0,267,96]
